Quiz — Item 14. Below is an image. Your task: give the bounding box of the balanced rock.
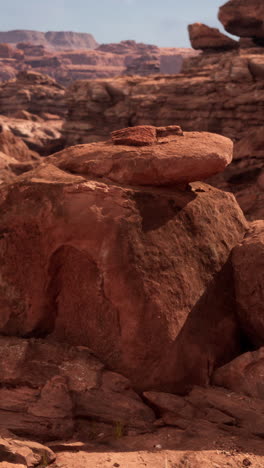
[213,347,264,399]
[232,220,264,346]
[188,23,239,50]
[53,126,233,185]
[218,0,264,39]
[0,151,247,391]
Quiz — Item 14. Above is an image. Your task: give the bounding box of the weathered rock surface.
[218,0,264,39]
[232,220,264,346]
[213,347,264,399]
[188,23,239,50]
[63,50,264,145]
[208,127,264,221]
[0,336,154,440]
[50,385,264,467]
[0,115,64,155]
[0,148,248,391]
[62,47,264,220]
[0,34,197,85]
[0,429,55,467]
[53,128,233,185]
[0,129,37,161]
[0,71,66,118]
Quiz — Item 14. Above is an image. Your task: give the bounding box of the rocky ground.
[0,0,263,467]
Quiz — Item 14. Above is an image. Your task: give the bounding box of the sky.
[0,0,233,48]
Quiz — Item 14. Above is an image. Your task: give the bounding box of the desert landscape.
[0,0,263,467]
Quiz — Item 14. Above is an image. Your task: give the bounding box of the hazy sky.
[1,0,232,48]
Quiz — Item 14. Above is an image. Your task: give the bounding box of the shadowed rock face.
[213,347,264,399]
[0,128,248,392]
[232,221,264,347]
[218,0,264,39]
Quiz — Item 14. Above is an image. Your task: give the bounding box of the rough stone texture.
[0,336,154,440]
[62,48,264,220]
[0,43,23,59]
[0,156,247,391]
[63,50,264,146]
[49,385,264,468]
[0,71,66,118]
[188,23,239,50]
[52,129,233,185]
[218,0,264,39]
[232,220,264,347]
[208,126,264,221]
[213,347,264,399]
[0,429,55,467]
[0,129,37,162]
[0,115,64,155]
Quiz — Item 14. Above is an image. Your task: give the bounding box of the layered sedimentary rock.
[63,46,264,219]
[0,70,66,117]
[0,336,154,440]
[0,35,197,85]
[63,50,264,144]
[0,115,64,155]
[0,30,98,50]
[0,128,248,392]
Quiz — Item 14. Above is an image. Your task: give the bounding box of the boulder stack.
[0,126,248,394]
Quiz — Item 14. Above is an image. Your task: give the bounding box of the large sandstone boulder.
[218,0,264,39]
[0,131,248,391]
[232,220,264,346]
[188,23,238,50]
[213,347,264,399]
[53,127,233,185]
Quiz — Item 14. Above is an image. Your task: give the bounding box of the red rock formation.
[188,23,239,50]
[218,0,264,39]
[55,127,233,185]
[0,71,66,118]
[232,220,264,347]
[0,35,197,85]
[0,43,24,59]
[213,347,264,399]
[0,129,248,392]
[0,115,64,155]
[0,30,98,50]
[0,129,37,161]
[0,336,154,441]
